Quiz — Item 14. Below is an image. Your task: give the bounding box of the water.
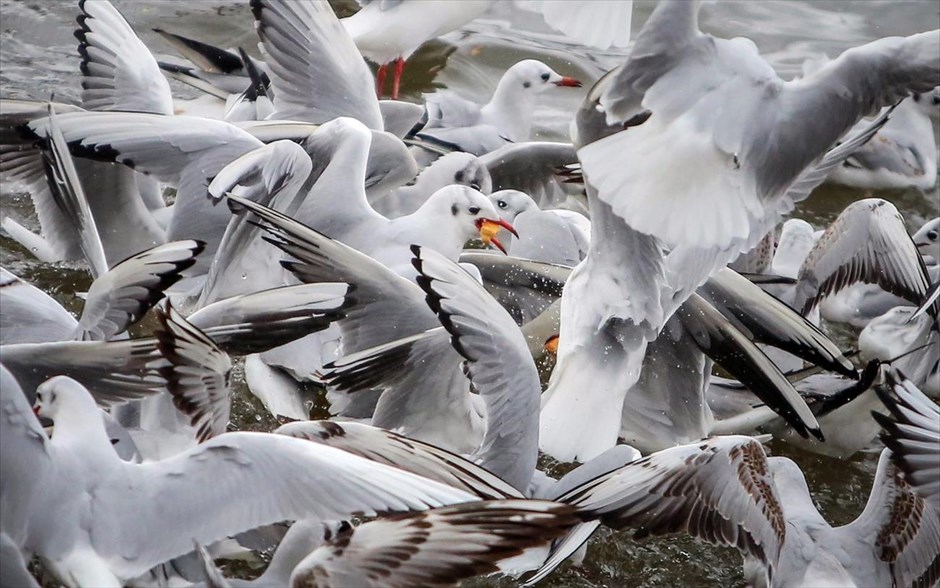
[1,1,938,586]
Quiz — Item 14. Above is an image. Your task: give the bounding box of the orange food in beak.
[553,76,582,88]
[544,334,559,355]
[476,218,518,255]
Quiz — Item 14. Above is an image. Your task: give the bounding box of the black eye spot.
[468,206,480,214]
[522,81,531,89]
[913,93,922,102]
[498,200,507,209]
[540,72,550,81]
[928,230,938,240]
[455,170,465,182]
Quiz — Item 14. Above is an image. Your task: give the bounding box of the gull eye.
[468,206,481,215]
[928,229,938,240]
[497,200,507,209]
[540,72,550,81]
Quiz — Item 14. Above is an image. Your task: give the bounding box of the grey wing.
[290,500,580,588]
[189,283,352,356]
[252,0,384,129]
[677,293,821,440]
[873,368,940,507]
[557,436,786,576]
[0,364,52,545]
[412,246,541,492]
[90,432,478,580]
[276,420,524,500]
[24,111,264,257]
[423,91,483,130]
[514,0,633,50]
[480,142,579,209]
[837,450,940,588]
[699,268,855,376]
[155,303,233,442]
[794,198,930,316]
[76,0,174,115]
[78,240,204,341]
[0,338,165,404]
[41,106,109,277]
[458,251,569,324]
[0,268,78,345]
[321,328,476,454]
[222,193,437,352]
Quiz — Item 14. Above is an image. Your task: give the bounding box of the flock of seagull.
[0,0,938,587]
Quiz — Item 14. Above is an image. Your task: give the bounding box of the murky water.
[1,1,938,586]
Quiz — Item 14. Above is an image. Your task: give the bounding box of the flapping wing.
[837,450,940,588]
[221,193,437,352]
[189,283,353,356]
[700,268,855,377]
[251,0,383,129]
[515,0,633,49]
[290,500,581,588]
[277,420,524,500]
[78,240,204,341]
[412,246,542,492]
[794,198,930,316]
[155,303,233,442]
[91,431,478,580]
[873,368,940,507]
[76,0,174,115]
[556,436,786,578]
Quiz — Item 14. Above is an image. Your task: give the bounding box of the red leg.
[391,57,405,100]
[376,64,388,97]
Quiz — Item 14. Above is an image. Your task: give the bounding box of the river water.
[1,1,938,586]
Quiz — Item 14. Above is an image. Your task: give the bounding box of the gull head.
[490,189,538,224]
[912,217,939,263]
[416,152,492,194]
[33,376,92,422]
[910,87,940,119]
[425,185,517,254]
[503,59,582,93]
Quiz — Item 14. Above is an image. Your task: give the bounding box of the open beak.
[544,334,559,356]
[476,218,518,255]
[553,76,582,88]
[32,405,41,418]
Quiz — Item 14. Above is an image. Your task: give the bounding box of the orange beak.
[544,334,559,355]
[476,218,518,255]
[553,77,582,88]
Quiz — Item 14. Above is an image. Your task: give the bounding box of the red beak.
[553,77,583,88]
[475,218,519,255]
[33,405,41,418]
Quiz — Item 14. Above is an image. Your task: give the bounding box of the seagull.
[873,367,940,507]
[1,375,477,587]
[342,0,633,99]
[555,434,940,588]
[488,189,590,265]
[416,59,582,155]
[370,151,492,218]
[195,500,582,588]
[541,0,939,462]
[826,88,939,191]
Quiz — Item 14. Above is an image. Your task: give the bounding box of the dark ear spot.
[523,81,531,89]
[455,170,465,182]
[451,204,458,216]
